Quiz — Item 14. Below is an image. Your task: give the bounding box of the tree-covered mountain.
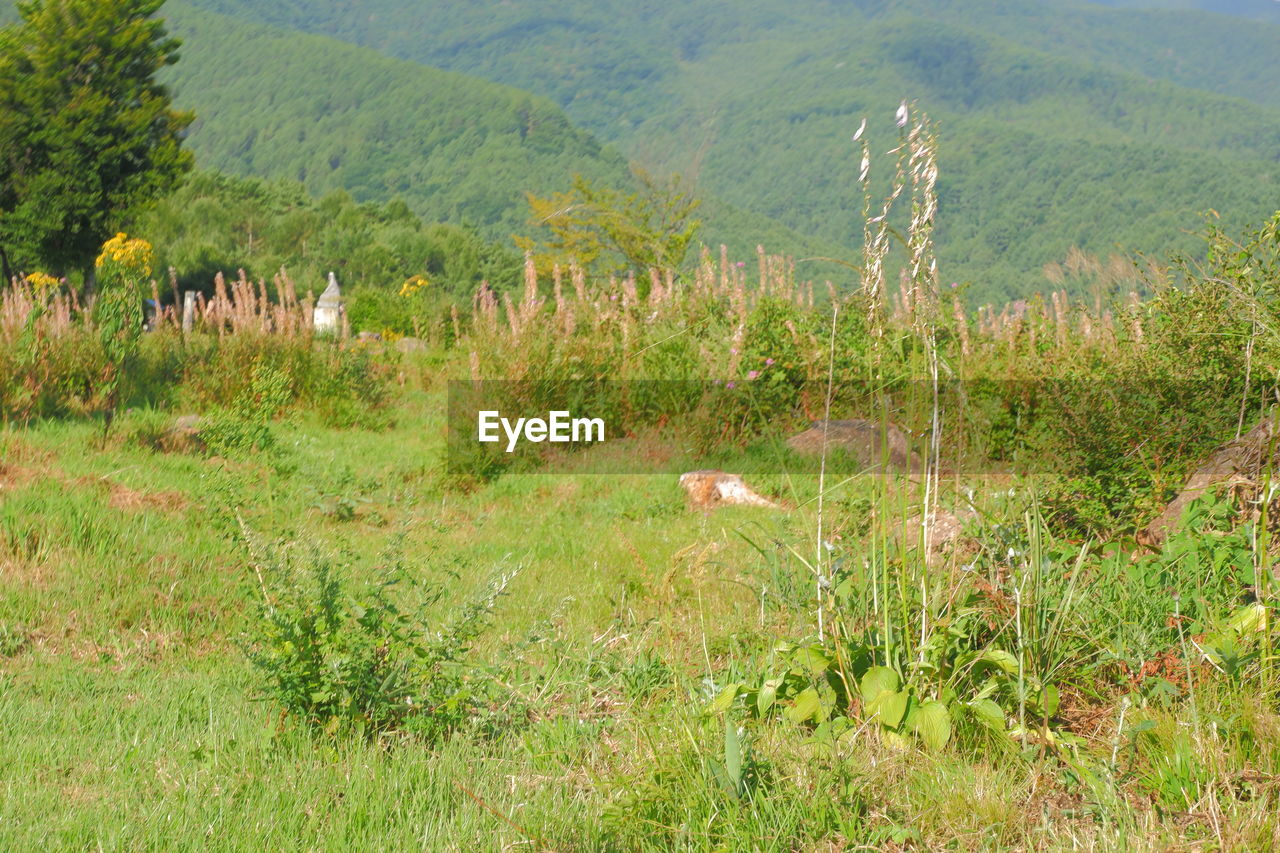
[159,3,632,238]
[169,0,1280,302]
[8,0,1274,301]
[1092,0,1280,25]
[151,3,845,279]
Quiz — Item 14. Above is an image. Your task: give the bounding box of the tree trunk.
[0,244,13,287]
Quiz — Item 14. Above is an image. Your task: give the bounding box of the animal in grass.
[679,470,781,511]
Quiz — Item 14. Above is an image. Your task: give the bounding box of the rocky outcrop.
[1142,414,1278,546]
[786,418,921,473]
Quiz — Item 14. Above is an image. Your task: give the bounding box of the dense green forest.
[159,4,630,237]
[1095,0,1280,24]
[167,0,1280,302]
[3,0,1277,301]
[137,172,523,296]
[154,4,845,286]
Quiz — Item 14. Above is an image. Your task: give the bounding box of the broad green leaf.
[791,645,832,675]
[1228,603,1268,635]
[882,729,911,750]
[869,689,910,728]
[1039,683,1060,718]
[970,649,1018,675]
[757,678,781,716]
[707,683,741,715]
[723,718,742,793]
[707,758,736,799]
[859,666,900,702]
[785,687,823,724]
[911,700,952,750]
[969,698,1006,730]
[1126,719,1157,737]
[808,717,855,746]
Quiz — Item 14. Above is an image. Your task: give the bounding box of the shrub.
[242,536,516,741]
[201,359,293,456]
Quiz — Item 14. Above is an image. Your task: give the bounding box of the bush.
[242,536,516,742]
[201,359,292,456]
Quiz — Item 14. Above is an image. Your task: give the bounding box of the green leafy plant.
[201,359,292,456]
[705,717,763,802]
[91,233,152,435]
[242,535,516,741]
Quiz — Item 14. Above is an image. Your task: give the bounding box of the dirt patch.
[0,463,39,492]
[0,437,56,492]
[73,477,190,514]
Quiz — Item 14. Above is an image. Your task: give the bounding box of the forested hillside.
[159,4,630,236]
[156,4,845,279]
[1094,0,1280,25]
[6,0,1275,299]
[135,172,524,296]
[175,0,1280,301]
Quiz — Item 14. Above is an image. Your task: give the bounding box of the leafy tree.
[0,0,193,282]
[137,172,522,299]
[518,169,701,278]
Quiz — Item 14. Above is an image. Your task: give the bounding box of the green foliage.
[200,359,291,456]
[175,334,393,431]
[518,169,701,276]
[243,538,514,741]
[344,285,447,339]
[172,0,1280,302]
[91,234,153,434]
[155,3,635,247]
[0,0,192,276]
[137,172,522,300]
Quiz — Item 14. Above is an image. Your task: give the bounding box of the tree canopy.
[0,0,192,280]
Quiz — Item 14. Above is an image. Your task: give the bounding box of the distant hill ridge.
[156,3,845,273]
[3,0,1278,301]
[170,0,1280,301]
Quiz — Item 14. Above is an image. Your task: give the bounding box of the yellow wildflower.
[399,274,430,298]
[25,271,60,293]
[95,232,154,281]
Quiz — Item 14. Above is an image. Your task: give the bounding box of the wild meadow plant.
[241,532,519,742]
[441,109,1278,841]
[1,242,391,430]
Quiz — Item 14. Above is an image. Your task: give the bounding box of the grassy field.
[0,387,821,849]
[3,366,1280,850]
[3,117,1279,849]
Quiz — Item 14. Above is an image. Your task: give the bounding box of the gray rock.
[394,336,427,353]
[786,418,921,472]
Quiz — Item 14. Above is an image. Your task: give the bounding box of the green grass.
[3,371,1280,850]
